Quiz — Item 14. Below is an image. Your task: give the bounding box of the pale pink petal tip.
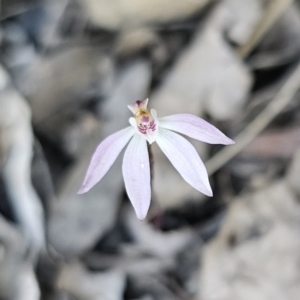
[227,138,235,145]
[128,98,149,114]
[77,185,90,194]
[77,187,86,195]
[206,188,213,197]
[135,208,148,221]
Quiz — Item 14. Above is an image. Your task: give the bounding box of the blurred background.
[1,0,300,299]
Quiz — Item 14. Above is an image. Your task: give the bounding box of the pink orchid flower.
[78,99,234,220]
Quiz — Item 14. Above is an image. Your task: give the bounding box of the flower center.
[135,108,156,136]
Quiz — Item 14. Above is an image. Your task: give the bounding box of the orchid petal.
[128,98,149,114]
[78,127,135,194]
[123,134,151,220]
[159,114,234,145]
[156,129,212,196]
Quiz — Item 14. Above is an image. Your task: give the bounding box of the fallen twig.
[206,61,300,175]
[237,0,292,58]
